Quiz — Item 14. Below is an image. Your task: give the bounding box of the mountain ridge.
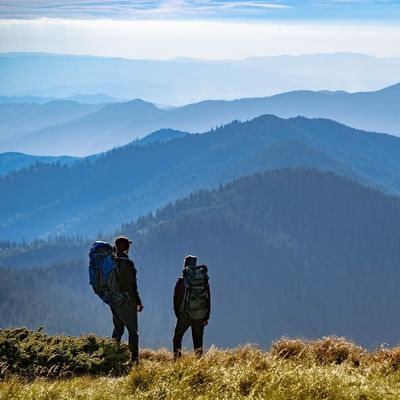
[1,82,399,155]
[1,114,400,241]
[2,52,399,106]
[0,128,189,176]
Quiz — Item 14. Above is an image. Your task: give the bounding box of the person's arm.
[173,278,185,318]
[205,281,211,321]
[130,260,143,308]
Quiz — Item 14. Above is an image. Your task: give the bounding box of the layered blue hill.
[0,152,78,176]
[2,52,400,105]
[1,115,400,241]
[0,100,102,145]
[1,83,399,155]
[0,129,188,176]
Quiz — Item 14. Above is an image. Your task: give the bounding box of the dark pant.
[110,299,139,362]
[173,316,205,359]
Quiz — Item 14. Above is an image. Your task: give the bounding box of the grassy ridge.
[2,329,400,399]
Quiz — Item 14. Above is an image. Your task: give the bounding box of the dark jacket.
[116,253,142,306]
[173,277,211,320]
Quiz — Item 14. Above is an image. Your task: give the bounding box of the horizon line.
[2,50,400,63]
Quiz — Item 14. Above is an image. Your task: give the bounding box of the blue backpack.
[88,241,126,306]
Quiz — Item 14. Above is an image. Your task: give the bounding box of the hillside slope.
[1,169,400,348]
[2,329,400,400]
[0,100,102,144]
[0,152,79,176]
[1,115,400,240]
[0,129,186,176]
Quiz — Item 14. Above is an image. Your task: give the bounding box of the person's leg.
[191,320,205,357]
[110,306,124,344]
[124,308,139,363]
[173,316,191,359]
[111,301,139,363]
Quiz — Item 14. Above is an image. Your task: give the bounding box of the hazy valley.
[1,49,400,372]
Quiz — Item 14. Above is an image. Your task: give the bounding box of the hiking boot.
[173,349,182,361]
[194,348,203,357]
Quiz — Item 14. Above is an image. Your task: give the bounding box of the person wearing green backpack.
[173,254,211,359]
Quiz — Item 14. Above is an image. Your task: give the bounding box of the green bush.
[0,328,130,378]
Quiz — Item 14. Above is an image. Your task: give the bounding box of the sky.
[0,0,400,59]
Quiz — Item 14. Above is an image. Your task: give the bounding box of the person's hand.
[137,304,144,312]
[203,320,208,327]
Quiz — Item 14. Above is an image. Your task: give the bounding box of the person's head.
[184,255,197,267]
[114,236,132,254]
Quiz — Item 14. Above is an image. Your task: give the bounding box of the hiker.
[111,236,143,364]
[173,255,210,359]
[89,236,143,364]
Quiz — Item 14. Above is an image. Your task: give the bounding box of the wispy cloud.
[1,1,399,62]
[1,18,400,59]
[0,0,398,21]
[214,1,290,9]
[0,1,293,19]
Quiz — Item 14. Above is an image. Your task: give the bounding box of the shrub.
[371,347,400,370]
[271,338,306,359]
[0,328,130,378]
[309,336,363,365]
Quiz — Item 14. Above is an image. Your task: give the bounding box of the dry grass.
[271,336,363,365]
[2,330,400,399]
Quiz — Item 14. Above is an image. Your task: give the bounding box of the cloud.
[1,18,399,59]
[0,1,293,19]
[1,0,399,21]
[214,1,290,9]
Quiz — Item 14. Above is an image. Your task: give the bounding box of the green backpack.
[181,264,209,320]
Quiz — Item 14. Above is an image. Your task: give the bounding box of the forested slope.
[2,115,400,241]
[1,169,400,348]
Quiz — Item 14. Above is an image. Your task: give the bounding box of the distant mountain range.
[1,115,400,241]
[0,100,103,145]
[0,129,187,176]
[1,168,400,348]
[3,51,400,350]
[0,95,55,105]
[65,94,125,104]
[1,52,400,105]
[1,83,400,155]
[0,94,124,105]
[0,152,78,177]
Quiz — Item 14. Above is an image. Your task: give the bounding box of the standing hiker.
[173,255,210,359]
[111,236,144,364]
[89,236,143,364]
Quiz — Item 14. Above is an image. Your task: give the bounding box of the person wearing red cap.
[111,236,144,364]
